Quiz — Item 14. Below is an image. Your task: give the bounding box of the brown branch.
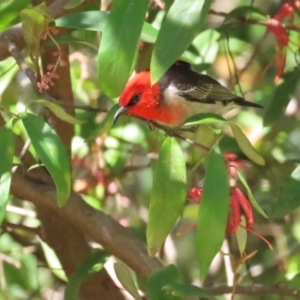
[10,170,163,279]
[0,0,96,62]
[206,284,300,298]
[7,40,107,113]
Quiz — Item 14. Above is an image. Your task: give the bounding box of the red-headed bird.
[114,61,262,127]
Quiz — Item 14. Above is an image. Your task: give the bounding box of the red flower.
[185,187,272,249]
[265,2,299,82]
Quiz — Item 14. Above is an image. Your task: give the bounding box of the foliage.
[1,0,300,299]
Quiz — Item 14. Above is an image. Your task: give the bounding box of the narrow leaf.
[21,112,71,207]
[272,165,300,218]
[190,125,217,165]
[167,283,216,299]
[264,68,300,126]
[20,3,53,66]
[229,123,265,166]
[147,137,187,256]
[33,100,83,124]
[148,265,180,300]
[0,122,14,224]
[236,168,268,218]
[236,216,247,255]
[87,104,119,140]
[97,0,149,97]
[65,250,108,300]
[56,11,158,43]
[41,241,67,281]
[64,0,84,9]
[196,146,229,280]
[183,112,226,127]
[114,262,142,300]
[151,0,213,83]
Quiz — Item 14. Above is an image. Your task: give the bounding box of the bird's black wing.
[177,75,240,104]
[160,61,262,108]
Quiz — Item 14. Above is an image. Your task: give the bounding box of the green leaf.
[56,11,158,43]
[97,0,149,98]
[65,250,108,300]
[87,104,119,140]
[190,29,221,67]
[264,68,300,126]
[41,241,67,281]
[148,265,180,300]
[229,123,265,166]
[151,0,213,83]
[166,283,216,299]
[147,137,187,256]
[141,22,158,44]
[20,3,53,66]
[114,262,142,300]
[272,165,300,218]
[236,216,247,255]
[21,112,71,207]
[225,5,267,21]
[183,113,226,126]
[55,11,108,31]
[196,146,229,280]
[33,100,83,124]
[190,125,217,166]
[64,0,84,9]
[0,121,15,224]
[236,168,268,218]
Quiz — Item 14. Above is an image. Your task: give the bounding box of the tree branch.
[0,0,96,62]
[10,171,163,279]
[207,284,300,298]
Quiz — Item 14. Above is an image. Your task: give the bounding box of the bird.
[114,61,262,127]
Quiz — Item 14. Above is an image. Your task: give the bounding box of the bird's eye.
[128,93,141,106]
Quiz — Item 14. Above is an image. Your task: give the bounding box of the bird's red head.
[115,71,183,126]
[115,71,162,122]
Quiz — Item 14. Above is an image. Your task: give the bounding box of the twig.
[151,122,211,152]
[206,284,300,298]
[7,41,107,113]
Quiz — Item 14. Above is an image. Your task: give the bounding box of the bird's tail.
[235,98,263,108]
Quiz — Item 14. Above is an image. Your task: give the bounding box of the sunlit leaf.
[190,125,217,166]
[114,262,142,300]
[55,11,108,31]
[41,241,67,281]
[97,0,149,98]
[229,123,265,166]
[33,100,83,124]
[56,11,158,43]
[236,216,247,255]
[147,137,187,256]
[64,0,84,9]
[0,121,14,224]
[87,105,119,140]
[190,29,221,68]
[21,112,71,207]
[236,168,268,218]
[141,22,158,43]
[151,0,213,83]
[196,146,229,280]
[183,113,226,126]
[65,250,108,300]
[20,3,53,66]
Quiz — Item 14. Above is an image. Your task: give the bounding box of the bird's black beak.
[113,106,128,124]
